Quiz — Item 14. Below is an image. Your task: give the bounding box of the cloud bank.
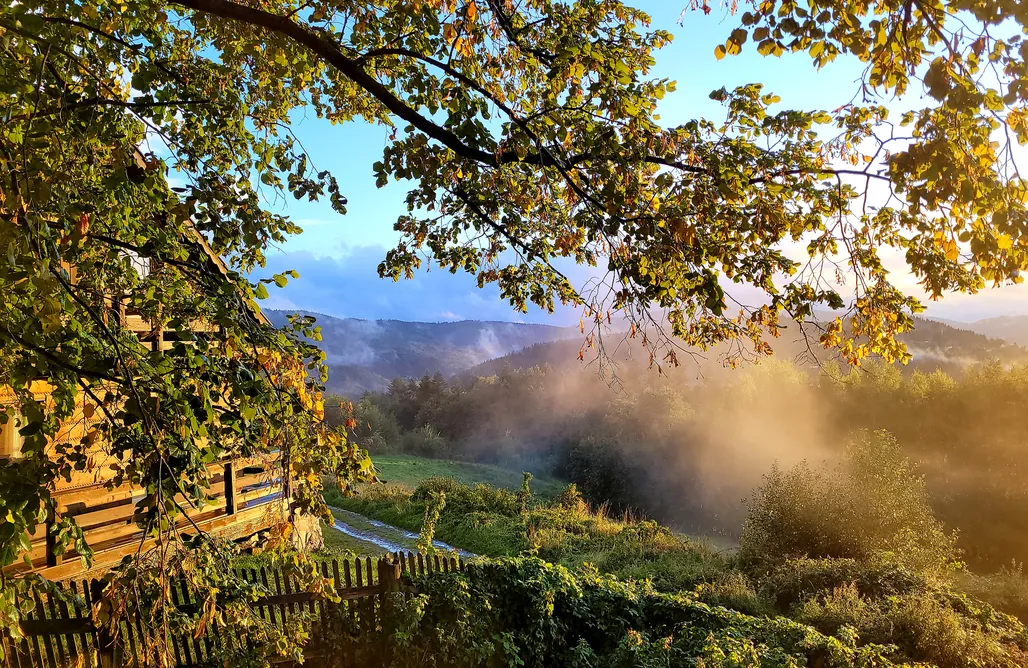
[253,247,583,324]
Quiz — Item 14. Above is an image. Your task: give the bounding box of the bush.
[956,562,1028,623]
[757,557,928,612]
[400,425,452,458]
[412,477,520,516]
[350,398,402,453]
[760,557,1028,667]
[740,430,959,575]
[554,483,585,512]
[369,557,903,668]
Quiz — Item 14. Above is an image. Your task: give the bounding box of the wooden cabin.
[0,216,295,580]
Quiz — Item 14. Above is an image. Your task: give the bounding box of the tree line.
[330,358,1028,571]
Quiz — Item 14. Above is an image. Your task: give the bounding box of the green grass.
[326,477,1028,666]
[330,477,729,593]
[368,455,564,498]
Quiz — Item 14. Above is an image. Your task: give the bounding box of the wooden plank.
[31,591,56,668]
[54,585,77,664]
[121,611,139,668]
[172,582,194,667]
[417,553,425,577]
[131,600,148,668]
[80,579,97,662]
[55,461,228,511]
[282,570,298,618]
[44,592,69,667]
[249,569,269,625]
[364,557,375,633]
[67,580,89,666]
[317,561,329,632]
[259,568,273,626]
[198,580,216,664]
[38,503,272,579]
[353,557,364,630]
[68,500,139,530]
[167,584,186,668]
[236,485,282,507]
[234,472,274,490]
[18,616,95,637]
[273,568,287,625]
[332,559,350,668]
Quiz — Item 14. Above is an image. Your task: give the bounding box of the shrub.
[693,571,770,617]
[956,562,1028,623]
[368,557,904,668]
[555,483,585,512]
[764,557,1028,667]
[412,477,520,516]
[740,430,959,575]
[400,425,452,458]
[350,398,402,453]
[758,557,929,612]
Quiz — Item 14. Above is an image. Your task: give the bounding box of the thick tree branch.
[171,0,891,193]
[172,0,501,166]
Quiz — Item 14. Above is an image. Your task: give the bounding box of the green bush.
[794,585,1028,667]
[740,430,959,575]
[758,557,1028,667]
[412,477,521,516]
[365,557,903,668]
[401,425,452,458]
[956,562,1028,623]
[350,398,402,454]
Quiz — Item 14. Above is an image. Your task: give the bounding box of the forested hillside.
[271,308,1026,396]
[264,309,577,394]
[338,359,1028,571]
[469,315,1026,378]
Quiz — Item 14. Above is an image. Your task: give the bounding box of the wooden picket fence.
[0,552,464,668]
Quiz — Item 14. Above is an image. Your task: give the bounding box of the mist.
[357,349,1028,568]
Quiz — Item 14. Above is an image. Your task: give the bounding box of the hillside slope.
[964,315,1028,346]
[263,310,578,395]
[468,316,1027,377]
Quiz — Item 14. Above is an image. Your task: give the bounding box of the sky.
[250,0,1028,325]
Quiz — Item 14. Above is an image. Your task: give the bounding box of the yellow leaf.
[996,234,1013,250]
[944,239,959,262]
[467,1,478,21]
[444,23,457,43]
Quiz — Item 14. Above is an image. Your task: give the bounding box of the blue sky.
[252,1,1027,324]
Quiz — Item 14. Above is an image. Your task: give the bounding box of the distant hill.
[467,316,1027,378]
[960,315,1028,346]
[263,310,578,396]
[262,309,1025,394]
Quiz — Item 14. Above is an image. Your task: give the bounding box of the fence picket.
[272,568,287,625]
[2,552,459,668]
[31,592,56,668]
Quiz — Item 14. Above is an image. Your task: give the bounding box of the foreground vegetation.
[330,432,1028,667]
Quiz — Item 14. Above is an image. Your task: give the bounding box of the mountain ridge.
[925,314,1028,345]
[265,309,1028,395]
[263,309,579,395]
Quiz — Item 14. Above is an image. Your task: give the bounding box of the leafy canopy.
[2,0,1028,660]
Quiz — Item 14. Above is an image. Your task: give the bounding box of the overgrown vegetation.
[341,359,1028,572]
[329,429,1028,667]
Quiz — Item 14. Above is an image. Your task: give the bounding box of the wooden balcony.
[9,459,284,580]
